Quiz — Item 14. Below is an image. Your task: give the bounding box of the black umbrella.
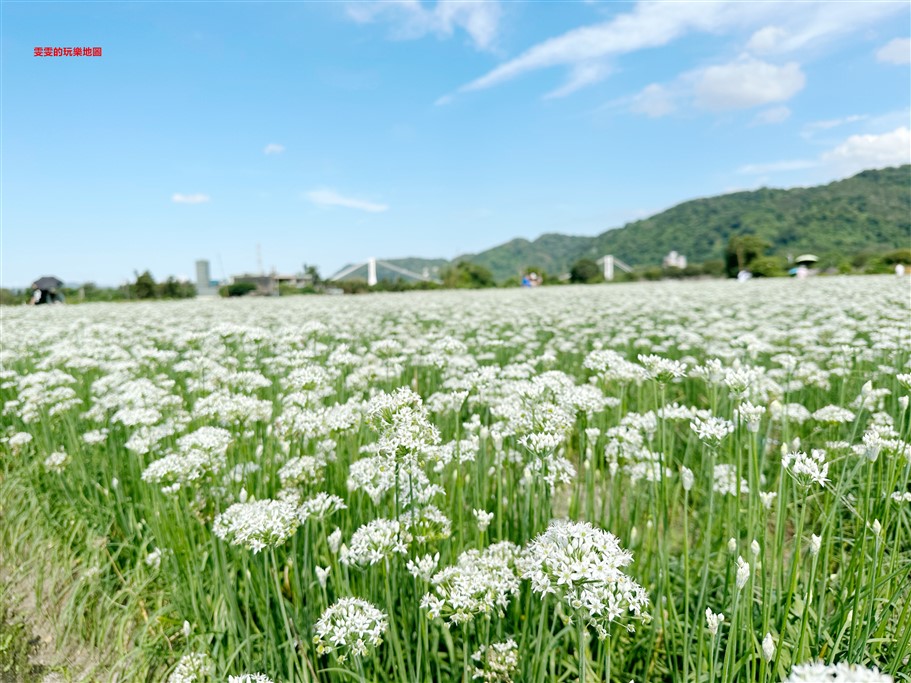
[33,276,64,290]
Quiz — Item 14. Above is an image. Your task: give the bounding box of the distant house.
[228,271,315,295]
[663,251,688,269]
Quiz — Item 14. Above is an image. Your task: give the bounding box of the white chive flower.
[690,416,734,446]
[782,449,829,488]
[472,638,520,683]
[313,598,387,663]
[213,499,300,553]
[705,608,725,637]
[407,553,440,582]
[783,661,893,682]
[43,450,69,472]
[474,509,494,533]
[522,520,648,638]
[421,542,521,625]
[298,492,347,522]
[167,652,212,683]
[735,556,750,590]
[340,518,409,567]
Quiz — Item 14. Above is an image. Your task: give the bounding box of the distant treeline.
[1,270,196,305]
[3,243,908,305]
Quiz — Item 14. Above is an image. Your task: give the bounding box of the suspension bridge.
[596,255,633,281]
[327,257,442,287]
[328,255,633,286]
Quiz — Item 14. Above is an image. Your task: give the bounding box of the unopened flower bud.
[809,534,821,555]
[762,633,775,661]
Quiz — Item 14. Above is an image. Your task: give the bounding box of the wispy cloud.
[543,62,613,100]
[263,143,285,155]
[751,105,791,125]
[629,84,677,118]
[172,193,210,204]
[346,0,501,51]
[738,126,910,178]
[305,188,388,213]
[737,159,818,175]
[444,0,903,101]
[876,37,911,65]
[802,114,867,137]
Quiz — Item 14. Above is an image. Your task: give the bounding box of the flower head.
[522,520,648,637]
[313,598,387,663]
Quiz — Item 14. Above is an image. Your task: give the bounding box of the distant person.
[796,265,809,279]
[28,283,64,305]
[737,270,752,282]
[896,263,906,277]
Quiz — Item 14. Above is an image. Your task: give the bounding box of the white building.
[663,251,687,269]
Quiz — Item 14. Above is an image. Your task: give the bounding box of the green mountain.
[455,166,910,281]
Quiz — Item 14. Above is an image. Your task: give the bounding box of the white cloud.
[738,159,818,175]
[752,105,791,125]
[264,143,285,155]
[346,0,501,51]
[745,26,788,54]
[630,83,676,118]
[447,0,903,100]
[543,61,613,99]
[876,38,911,65]
[172,193,210,204]
[626,58,802,118]
[305,188,389,213]
[821,126,911,175]
[803,114,867,135]
[692,57,804,111]
[738,126,910,179]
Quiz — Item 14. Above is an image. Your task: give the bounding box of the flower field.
[1,276,909,683]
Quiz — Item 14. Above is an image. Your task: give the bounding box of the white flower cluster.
[421,541,521,625]
[313,597,388,663]
[638,354,687,382]
[43,450,69,472]
[782,449,829,487]
[142,426,233,494]
[167,652,211,683]
[228,675,274,683]
[340,518,409,566]
[690,416,735,446]
[367,387,441,462]
[278,455,326,488]
[784,662,893,682]
[812,405,856,424]
[407,552,440,582]
[298,492,347,522]
[474,508,494,532]
[705,608,725,636]
[522,520,649,637]
[472,638,519,683]
[713,464,749,497]
[213,498,300,553]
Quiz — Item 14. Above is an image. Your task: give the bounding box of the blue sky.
[2,1,909,287]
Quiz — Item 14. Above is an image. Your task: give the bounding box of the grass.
[0,580,42,683]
